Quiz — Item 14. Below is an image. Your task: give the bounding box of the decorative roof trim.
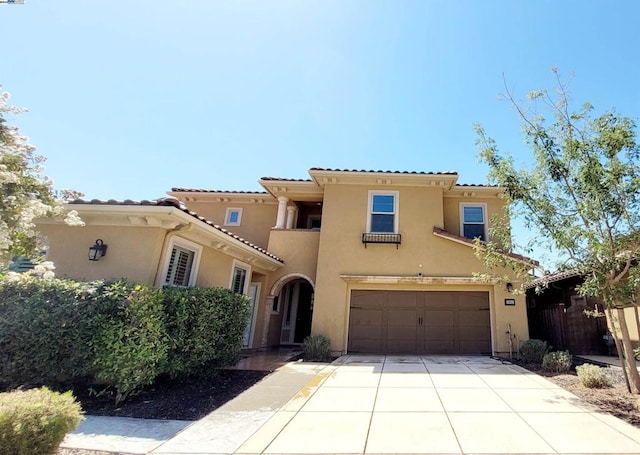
[310,167,458,175]
[432,226,539,266]
[171,188,269,195]
[66,198,284,264]
[340,275,498,285]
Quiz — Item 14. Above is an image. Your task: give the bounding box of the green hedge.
[0,275,250,403]
[89,281,167,405]
[163,286,251,378]
[0,387,83,455]
[0,277,95,387]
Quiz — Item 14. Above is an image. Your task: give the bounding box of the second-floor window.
[368,191,398,233]
[461,203,487,241]
[224,208,243,226]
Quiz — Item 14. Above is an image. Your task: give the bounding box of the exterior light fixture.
[88,239,108,261]
[506,282,514,293]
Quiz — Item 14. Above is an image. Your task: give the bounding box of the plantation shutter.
[165,246,195,286]
[231,267,247,294]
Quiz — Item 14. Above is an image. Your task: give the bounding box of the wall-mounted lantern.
[506,282,514,293]
[88,239,108,261]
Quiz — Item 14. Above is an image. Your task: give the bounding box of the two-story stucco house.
[37,168,533,356]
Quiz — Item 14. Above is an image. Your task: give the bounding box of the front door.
[243,283,260,347]
[280,280,314,344]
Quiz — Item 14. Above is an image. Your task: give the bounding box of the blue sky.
[2,1,640,268]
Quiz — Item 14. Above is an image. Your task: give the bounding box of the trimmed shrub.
[542,350,572,373]
[0,387,83,455]
[520,339,548,364]
[89,280,167,405]
[0,275,96,387]
[302,334,332,362]
[163,286,251,378]
[576,363,610,388]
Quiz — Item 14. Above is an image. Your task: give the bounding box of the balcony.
[362,233,402,248]
[267,228,321,273]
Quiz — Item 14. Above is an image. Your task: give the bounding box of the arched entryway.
[279,278,314,344]
[267,274,315,346]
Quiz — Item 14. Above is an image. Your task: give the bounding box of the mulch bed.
[54,369,270,421]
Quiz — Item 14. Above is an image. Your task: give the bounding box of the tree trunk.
[606,307,631,392]
[615,307,640,393]
[634,305,640,343]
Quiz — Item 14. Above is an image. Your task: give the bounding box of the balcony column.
[275,196,289,229]
[286,206,297,230]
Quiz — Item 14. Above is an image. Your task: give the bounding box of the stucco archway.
[260,273,316,347]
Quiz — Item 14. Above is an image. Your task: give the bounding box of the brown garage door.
[348,290,491,355]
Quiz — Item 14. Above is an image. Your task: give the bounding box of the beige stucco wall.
[266,229,320,289]
[311,183,528,355]
[177,201,277,249]
[38,224,166,285]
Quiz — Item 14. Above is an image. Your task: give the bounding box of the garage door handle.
[418,316,423,326]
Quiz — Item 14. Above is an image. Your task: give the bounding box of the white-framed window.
[367,190,398,233]
[224,207,243,226]
[460,203,487,241]
[160,237,202,287]
[229,260,250,295]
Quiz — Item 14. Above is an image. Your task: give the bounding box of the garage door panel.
[348,291,491,355]
[388,291,418,308]
[424,310,454,326]
[425,340,456,354]
[459,339,491,355]
[459,310,490,326]
[425,326,455,340]
[388,309,418,325]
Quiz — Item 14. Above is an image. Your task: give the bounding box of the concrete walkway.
[62,355,640,454]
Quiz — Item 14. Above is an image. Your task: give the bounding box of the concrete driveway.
[66,355,640,454]
[229,355,640,454]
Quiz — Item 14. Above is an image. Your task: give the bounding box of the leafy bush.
[302,334,332,362]
[519,339,548,364]
[89,280,167,405]
[0,276,96,387]
[576,363,610,388]
[0,387,83,455]
[542,350,572,373]
[163,286,251,378]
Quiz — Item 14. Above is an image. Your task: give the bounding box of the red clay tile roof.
[432,226,539,266]
[524,269,583,289]
[68,198,283,263]
[455,183,500,188]
[260,177,314,182]
[310,167,458,175]
[171,188,269,194]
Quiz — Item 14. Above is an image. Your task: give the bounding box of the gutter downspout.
[153,222,193,287]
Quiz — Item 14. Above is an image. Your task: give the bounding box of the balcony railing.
[362,233,401,248]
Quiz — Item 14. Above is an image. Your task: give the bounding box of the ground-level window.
[165,246,195,286]
[162,238,202,287]
[225,207,243,226]
[460,203,487,241]
[230,260,250,294]
[368,191,398,233]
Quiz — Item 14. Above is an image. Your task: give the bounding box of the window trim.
[367,190,399,234]
[229,259,251,295]
[459,202,488,241]
[224,207,243,226]
[159,237,202,287]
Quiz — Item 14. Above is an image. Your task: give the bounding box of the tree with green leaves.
[0,88,83,270]
[474,69,640,393]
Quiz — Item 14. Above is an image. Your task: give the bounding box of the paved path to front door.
[150,355,640,454]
